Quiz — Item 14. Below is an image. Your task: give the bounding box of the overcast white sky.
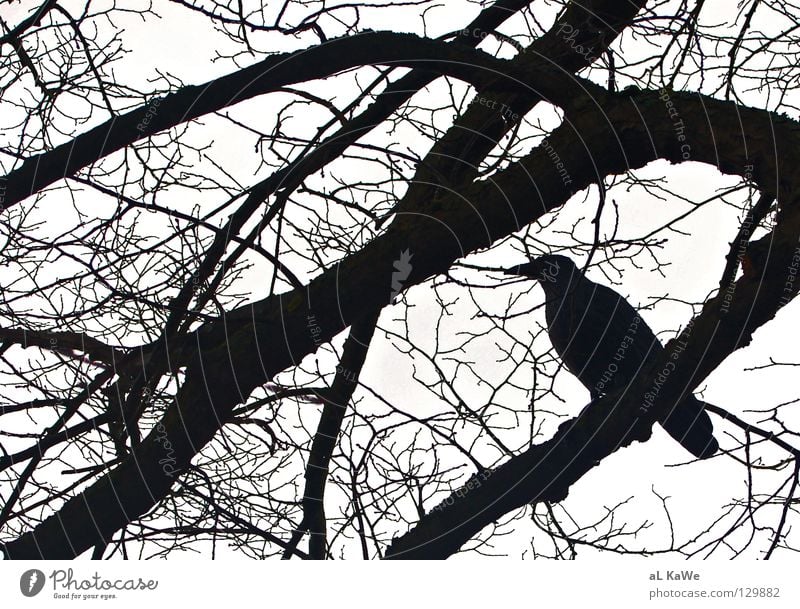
[1,0,798,559]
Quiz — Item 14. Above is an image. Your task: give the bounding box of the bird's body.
[508,255,718,459]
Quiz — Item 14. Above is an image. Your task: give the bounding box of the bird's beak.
[505,265,539,279]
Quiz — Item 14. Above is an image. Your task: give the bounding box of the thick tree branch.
[0,32,506,211]
[0,326,126,367]
[6,4,800,560]
[283,310,381,559]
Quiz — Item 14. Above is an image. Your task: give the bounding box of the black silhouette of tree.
[1,0,798,559]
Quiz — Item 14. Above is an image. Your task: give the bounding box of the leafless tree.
[1,0,798,560]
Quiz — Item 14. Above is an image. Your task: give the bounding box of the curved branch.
[17,3,800,561]
[0,32,502,211]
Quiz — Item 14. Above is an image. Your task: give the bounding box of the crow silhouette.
[506,254,718,459]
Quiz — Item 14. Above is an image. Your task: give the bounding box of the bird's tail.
[659,397,719,459]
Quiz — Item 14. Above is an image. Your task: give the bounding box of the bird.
[506,254,719,459]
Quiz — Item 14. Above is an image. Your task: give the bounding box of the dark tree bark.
[2,0,798,560]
